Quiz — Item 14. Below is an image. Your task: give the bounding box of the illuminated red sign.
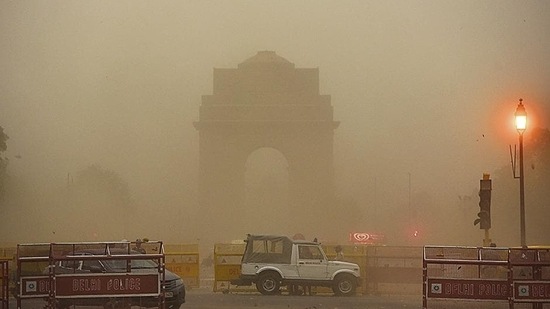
[349,232,385,244]
[427,279,509,300]
[514,282,550,300]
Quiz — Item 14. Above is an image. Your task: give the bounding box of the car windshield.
[104,258,158,270]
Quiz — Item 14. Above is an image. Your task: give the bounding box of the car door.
[296,245,328,280]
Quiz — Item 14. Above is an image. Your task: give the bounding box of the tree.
[68,164,132,239]
[71,164,131,207]
[0,126,8,199]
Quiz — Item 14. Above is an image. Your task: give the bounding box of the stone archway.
[244,147,289,233]
[194,51,339,242]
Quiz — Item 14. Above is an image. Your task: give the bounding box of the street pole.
[483,229,491,247]
[514,99,537,308]
[514,98,527,248]
[519,131,526,248]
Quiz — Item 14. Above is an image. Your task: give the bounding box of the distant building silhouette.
[194,51,339,242]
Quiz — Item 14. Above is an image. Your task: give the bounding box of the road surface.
[8,288,513,309]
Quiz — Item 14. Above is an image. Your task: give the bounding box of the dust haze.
[1,1,550,248]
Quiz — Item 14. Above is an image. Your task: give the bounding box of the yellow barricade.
[0,247,15,262]
[164,244,200,288]
[213,243,255,293]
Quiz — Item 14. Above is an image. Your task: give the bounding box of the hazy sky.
[1,1,549,244]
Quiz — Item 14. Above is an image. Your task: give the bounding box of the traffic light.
[474,174,492,230]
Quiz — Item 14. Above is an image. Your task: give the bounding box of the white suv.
[232,234,361,296]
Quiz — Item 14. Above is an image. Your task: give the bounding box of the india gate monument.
[194,51,339,242]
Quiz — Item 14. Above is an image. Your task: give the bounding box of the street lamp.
[515,99,527,248]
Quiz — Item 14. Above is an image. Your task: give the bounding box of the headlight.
[175,278,184,287]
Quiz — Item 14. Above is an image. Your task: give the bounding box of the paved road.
[186,290,421,309]
[9,293,421,309]
[7,289,511,309]
[183,290,508,309]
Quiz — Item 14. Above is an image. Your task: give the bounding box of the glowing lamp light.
[515,99,527,134]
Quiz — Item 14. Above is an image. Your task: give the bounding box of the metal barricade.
[423,245,510,309]
[424,246,550,308]
[364,245,422,295]
[16,241,167,309]
[0,246,15,303]
[509,247,550,308]
[0,260,8,309]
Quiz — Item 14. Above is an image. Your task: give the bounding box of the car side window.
[298,245,311,259]
[308,246,323,260]
[299,245,323,260]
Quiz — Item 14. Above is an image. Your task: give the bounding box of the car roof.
[246,234,319,245]
[292,240,320,245]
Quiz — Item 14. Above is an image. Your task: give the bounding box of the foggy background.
[1,1,549,247]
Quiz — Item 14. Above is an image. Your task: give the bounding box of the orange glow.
[490,97,548,147]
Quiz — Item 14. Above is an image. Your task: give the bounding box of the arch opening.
[244,147,290,234]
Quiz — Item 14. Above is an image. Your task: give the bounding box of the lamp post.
[515,99,527,248]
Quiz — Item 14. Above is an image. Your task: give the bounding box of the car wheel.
[256,272,281,295]
[332,274,356,296]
